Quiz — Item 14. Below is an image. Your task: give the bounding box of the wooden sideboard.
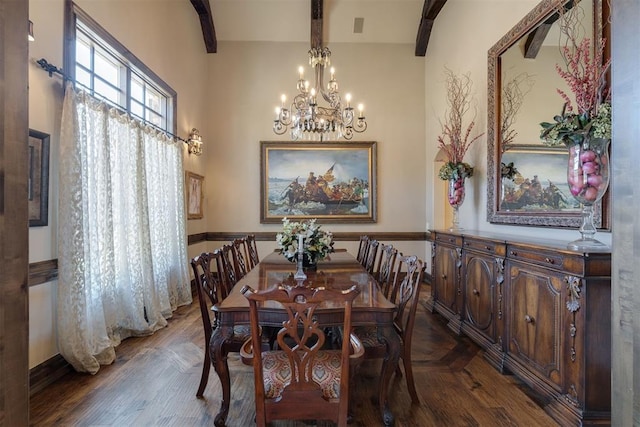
[427,230,611,427]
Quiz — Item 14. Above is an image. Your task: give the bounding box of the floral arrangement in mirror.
[500,161,519,181]
[539,3,611,251]
[501,72,535,150]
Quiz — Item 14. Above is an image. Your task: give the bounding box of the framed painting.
[29,129,50,227]
[186,171,204,220]
[260,141,377,223]
[498,144,605,228]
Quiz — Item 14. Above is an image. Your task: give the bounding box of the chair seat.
[262,350,343,400]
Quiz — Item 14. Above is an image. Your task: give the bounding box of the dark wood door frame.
[0,0,31,423]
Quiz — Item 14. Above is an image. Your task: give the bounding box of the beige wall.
[204,41,427,234]
[27,0,612,370]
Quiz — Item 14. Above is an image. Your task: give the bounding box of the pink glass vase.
[565,136,610,250]
[447,177,466,231]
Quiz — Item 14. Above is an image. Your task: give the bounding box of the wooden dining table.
[209,250,400,426]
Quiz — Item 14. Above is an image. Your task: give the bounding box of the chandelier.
[273,47,367,141]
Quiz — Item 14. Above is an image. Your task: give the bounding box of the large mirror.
[486,0,610,228]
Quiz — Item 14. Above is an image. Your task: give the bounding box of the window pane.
[146,86,162,113]
[94,79,121,106]
[76,66,91,89]
[147,111,162,127]
[131,100,144,118]
[94,51,119,86]
[131,77,143,103]
[76,39,91,68]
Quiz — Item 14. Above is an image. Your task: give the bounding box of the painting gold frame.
[260,141,377,224]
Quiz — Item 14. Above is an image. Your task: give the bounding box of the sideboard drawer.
[463,237,506,257]
[435,233,462,246]
[506,245,565,271]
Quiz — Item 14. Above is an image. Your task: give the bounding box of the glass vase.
[447,177,466,231]
[565,136,610,251]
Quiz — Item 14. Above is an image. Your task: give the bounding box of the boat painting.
[261,141,377,223]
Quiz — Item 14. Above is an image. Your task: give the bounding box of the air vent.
[353,17,364,34]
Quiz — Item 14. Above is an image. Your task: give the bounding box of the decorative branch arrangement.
[501,72,535,150]
[437,68,484,180]
[555,4,610,117]
[540,3,611,146]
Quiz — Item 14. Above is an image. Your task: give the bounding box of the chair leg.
[348,358,363,425]
[402,353,419,404]
[196,346,211,397]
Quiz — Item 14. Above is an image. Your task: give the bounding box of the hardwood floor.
[30,289,559,426]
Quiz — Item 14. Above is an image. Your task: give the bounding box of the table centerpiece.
[275,217,334,269]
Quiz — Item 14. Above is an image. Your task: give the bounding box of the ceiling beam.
[311,0,323,49]
[415,0,447,56]
[190,0,217,53]
[524,0,577,59]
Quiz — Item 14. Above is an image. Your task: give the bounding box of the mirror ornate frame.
[486,0,610,228]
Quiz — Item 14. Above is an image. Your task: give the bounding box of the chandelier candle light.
[273,47,367,141]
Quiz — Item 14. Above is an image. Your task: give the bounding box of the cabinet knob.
[472,289,480,296]
[510,251,517,256]
[441,274,447,280]
[524,315,535,324]
[485,245,491,250]
[544,257,554,264]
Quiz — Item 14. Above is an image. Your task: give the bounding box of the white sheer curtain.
[58,83,192,374]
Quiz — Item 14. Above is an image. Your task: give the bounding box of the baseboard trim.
[29,353,73,396]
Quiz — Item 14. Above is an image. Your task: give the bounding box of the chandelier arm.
[279,108,292,126]
[353,118,367,133]
[343,127,354,140]
[273,120,287,135]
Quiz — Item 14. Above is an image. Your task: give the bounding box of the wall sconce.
[28,20,35,42]
[188,128,203,156]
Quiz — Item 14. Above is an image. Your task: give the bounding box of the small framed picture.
[29,129,50,227]
[186,171,204,219]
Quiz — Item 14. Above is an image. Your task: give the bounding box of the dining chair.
[374,244,399,299]
[219,244,239,298]
[240,283,364,427]
[354,254,424,404]
[232,238,250,279]
[190,250,253,398]
[363,239,379,274]
[246,234,260,269]
[356,235,370,266]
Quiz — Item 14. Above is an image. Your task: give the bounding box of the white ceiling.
[210,0,425,44]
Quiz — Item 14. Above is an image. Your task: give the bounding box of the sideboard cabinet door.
[506,261,564,391]
[430,232,463,333]
[461,236,506,369]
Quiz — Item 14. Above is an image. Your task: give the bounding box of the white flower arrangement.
[275,217,334,263]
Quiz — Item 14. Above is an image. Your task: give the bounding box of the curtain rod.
[34,58,190,145]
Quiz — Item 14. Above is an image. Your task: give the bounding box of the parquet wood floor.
[30,289,559,426]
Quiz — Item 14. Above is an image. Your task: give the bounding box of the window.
[66,3,176,132]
